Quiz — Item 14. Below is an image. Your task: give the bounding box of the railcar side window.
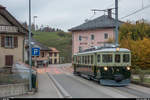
[91,55,93,64]
[97,55,101,63]
[88,56,90,64]
[76,56,77,63]
[82,56,84,64]
[115,54,120,63]
[85,56,87,64]
[80,56,81,64]
[73,56,74,63]
[84,56,85,64]
[123,54,130,62]
[102,54,113,63]
[77,56,79,64]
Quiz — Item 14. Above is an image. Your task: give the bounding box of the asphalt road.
[47,64,150,98]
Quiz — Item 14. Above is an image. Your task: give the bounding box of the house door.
[5,55,13,66]
[49,59,52,64]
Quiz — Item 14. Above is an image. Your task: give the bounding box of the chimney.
[0,5,6,9]
[108,9,112,18]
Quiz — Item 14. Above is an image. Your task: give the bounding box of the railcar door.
[89,54,96,77]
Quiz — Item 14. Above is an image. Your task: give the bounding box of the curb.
[47,73,72,98]
[131,81,150,88]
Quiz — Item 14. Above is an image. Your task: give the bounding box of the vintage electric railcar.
[72,45,131,86]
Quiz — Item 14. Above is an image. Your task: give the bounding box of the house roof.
[49,47,59,53]
[0,5,5,9]
[31,38,50,51]
[31,38,59,52]
[0,5,28,35]
[69,15,123,32]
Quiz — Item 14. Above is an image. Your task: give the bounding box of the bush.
[57,32,66,37]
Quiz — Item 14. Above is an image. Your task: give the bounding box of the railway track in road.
[47,65,150,98]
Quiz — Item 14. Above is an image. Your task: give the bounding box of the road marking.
[46,73,63,98]
[59,67,136,98]
[47,72,72,98]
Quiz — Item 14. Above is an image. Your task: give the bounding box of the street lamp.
[33,16,38,31]
[28,0,32,91]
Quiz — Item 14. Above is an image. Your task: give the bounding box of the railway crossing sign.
[32,48,40,56]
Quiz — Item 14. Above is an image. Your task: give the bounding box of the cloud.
[0,0,150,31]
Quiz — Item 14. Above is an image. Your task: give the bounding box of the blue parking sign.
[32,48,40,56]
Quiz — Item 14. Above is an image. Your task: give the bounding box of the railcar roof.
[74,48,130,55]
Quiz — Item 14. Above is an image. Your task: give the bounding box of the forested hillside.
[33,31,72,63]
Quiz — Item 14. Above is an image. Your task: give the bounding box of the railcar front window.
[97,55,101,63]
[102,54,113,63]
[123,54,130,62]
[115,54,120,63]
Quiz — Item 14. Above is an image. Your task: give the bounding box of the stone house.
[69,11,123,55]
[31,38,60,67]
[49,47,60,64]
[0,5,28,68]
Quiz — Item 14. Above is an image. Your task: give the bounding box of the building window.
[104,33,109,39]
[49,53,53,57]
[79,46,82,52]
[54,59,57,64]
[79,36,82,41]
[1,36,18,48]
[5,36,14,48]
[54,53,57,57]
[41,52,44,57]
[91,35,94,40]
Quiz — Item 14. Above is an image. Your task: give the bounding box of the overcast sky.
[0,0,150,31]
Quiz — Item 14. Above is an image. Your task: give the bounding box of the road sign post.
[28,0,32,92]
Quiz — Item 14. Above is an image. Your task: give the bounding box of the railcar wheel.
[73,71,78,76]
[88,75,92,80]
[77,72,81,76]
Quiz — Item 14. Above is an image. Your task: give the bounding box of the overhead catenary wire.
[120,4,150,19]
[88,0,123,20]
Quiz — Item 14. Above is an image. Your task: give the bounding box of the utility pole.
[115,0,119,47]
[28,0,32,91]
[142,0,144,8]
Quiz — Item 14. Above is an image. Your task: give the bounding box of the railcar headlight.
[127,66,131,70]
[116,48,120,52]
[104,67,108,71]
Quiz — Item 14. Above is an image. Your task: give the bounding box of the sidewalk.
[15,73,60,98]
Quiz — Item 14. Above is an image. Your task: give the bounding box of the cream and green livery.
[73,46,131,86]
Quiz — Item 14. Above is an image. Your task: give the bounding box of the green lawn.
[33,31,72,63]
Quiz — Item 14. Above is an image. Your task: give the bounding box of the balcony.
[0,25,18,33]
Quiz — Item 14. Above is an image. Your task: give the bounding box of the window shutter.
[1,35,5,47]
[14,36,18,48]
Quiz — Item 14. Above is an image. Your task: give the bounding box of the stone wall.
[0,83,29,97]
